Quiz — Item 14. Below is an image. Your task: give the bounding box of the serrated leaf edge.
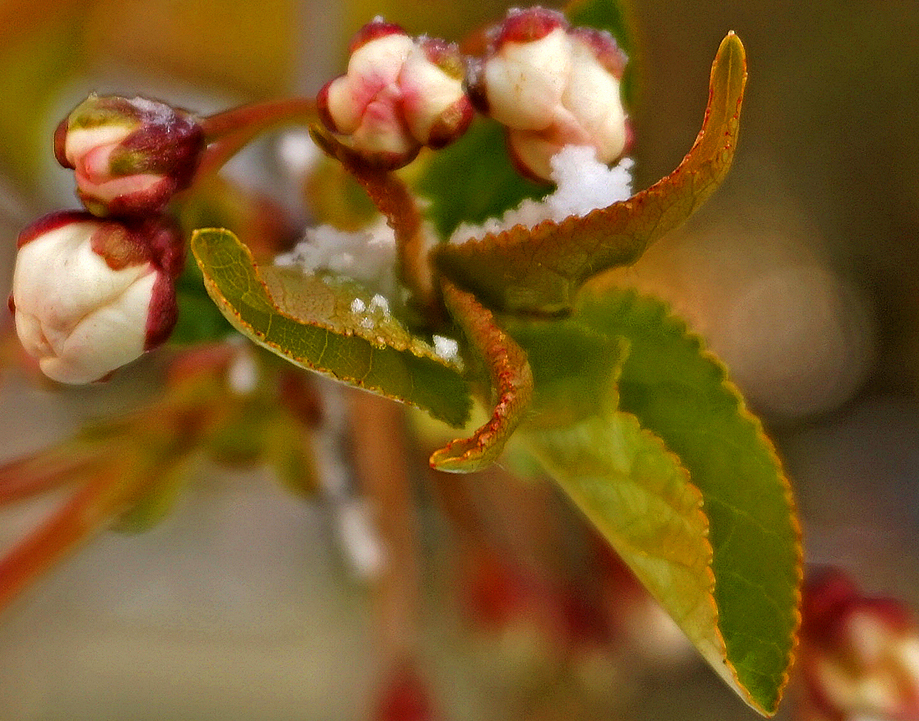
[590,285,803,715]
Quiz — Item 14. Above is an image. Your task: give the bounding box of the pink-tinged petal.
[317,24,471,168]
[347,31,415,91]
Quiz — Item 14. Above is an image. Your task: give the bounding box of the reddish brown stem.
[200,97,317,141]
[348,389,419,662]
[194,97,317,180]
[309,127,441,327]
[0,472,115,612]
[0,452,98,506]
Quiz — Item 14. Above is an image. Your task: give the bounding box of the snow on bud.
[54,94,205,217]
[468,7,630,182]
[9,211,184,384]
[800,568,919,720]
[317,19,473,168]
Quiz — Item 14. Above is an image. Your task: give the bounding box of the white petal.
[77,173,167,205]
[42,272,156,384]
[13,224,150,333]
[564,39,628,162]
[484,28,571,130]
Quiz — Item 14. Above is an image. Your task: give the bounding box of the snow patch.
[275,217,397,297]
[450,145,633,243]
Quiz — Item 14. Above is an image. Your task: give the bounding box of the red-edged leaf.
[433,33,747,315]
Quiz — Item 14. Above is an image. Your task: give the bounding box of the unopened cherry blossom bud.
[800,568,919,720]
[468,7,630,182]
[54,95,205,217]
[9,211,183,384]
[317,19,473,168]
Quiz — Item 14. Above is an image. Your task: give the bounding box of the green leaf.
[524,411,724,700]
[573,285,802,715]
[415,119,548,239]
[191,227,472,427]
[511,320,624,428]
[433,33,747,315]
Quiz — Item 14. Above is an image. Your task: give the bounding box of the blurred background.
[1,0,918,719]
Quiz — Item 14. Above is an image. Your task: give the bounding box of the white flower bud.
[317,19,473,168]
[801,569,919,720]
[469,7,631,182]
[10,211,182,384]
[54,95,204,217]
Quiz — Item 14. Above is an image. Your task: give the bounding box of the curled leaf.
[430,278,534,472]
[191,227,472,427]
[434,32,747,315]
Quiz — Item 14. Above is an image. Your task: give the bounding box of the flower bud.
[9,211,184,384]
[800,568,919,720]
[317,19,473,168]
[468,7,630,182]
[54,95,205,217]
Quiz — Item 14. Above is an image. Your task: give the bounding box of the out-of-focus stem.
[0,452,98,506]
[348,389,419,661]
[195,98,317,180]
[0,470,116,612]
[200,97,317,141]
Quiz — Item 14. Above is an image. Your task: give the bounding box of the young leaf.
[574,285,802,716]
[433,33,747,315]
[191,228,472,427]
[429,279,534,472]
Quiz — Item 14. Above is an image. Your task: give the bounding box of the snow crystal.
[432,335,460,363]
[450,145,633,243]
[275,217,398,297]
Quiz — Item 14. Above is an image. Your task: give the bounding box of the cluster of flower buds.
[316,9,630,181]
[467,7,630,182]
[317,19,474,169]
[10,211,184,384]
[799,568,919,721]
[9,95,204,383]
